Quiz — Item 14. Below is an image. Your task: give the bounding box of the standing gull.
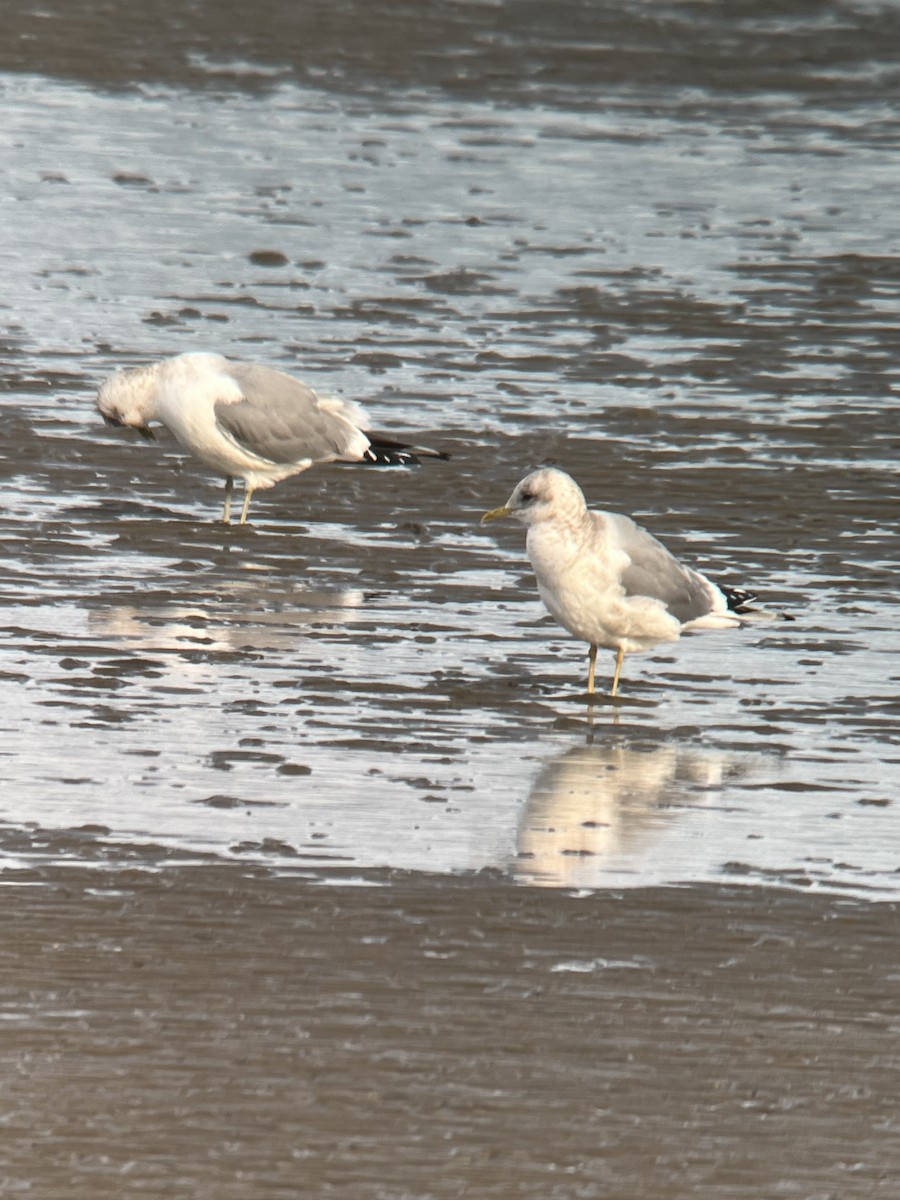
[482,467,792,698]
[97,351,446,524]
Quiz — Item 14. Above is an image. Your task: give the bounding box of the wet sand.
[3,861,898,1198]
[3,1,900,1194]
[3,422,897,893]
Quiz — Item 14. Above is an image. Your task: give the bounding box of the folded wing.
[605,513,722,624]
[213,362,370,466]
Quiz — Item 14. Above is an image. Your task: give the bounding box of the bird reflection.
[515,741,734,888]
[87,585,369,653]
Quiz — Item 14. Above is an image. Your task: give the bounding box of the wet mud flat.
[1,861,897,1199]
[2,2,900,1194]
[3,412,898,894]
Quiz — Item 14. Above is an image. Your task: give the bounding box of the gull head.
[97,365,159,440]
[482,467,588,528]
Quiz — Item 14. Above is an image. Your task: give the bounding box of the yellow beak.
[481,505,511,524]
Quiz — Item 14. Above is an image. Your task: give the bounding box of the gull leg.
[222,476,234,524]
[587,644,598,694]
[610,645,625,698]
[239,485,255,526]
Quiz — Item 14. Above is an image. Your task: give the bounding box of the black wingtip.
[720,584,758,614]
[720,582,796,621]
[362,436,450,466]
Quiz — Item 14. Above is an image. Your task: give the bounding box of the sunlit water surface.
[2,2,899,899]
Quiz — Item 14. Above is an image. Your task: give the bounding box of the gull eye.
[519,489,536,503]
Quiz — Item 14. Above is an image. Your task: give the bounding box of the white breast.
[527,519,681,651]
[154,359,282,481]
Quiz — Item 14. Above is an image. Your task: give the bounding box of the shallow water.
[2,2,899,1194]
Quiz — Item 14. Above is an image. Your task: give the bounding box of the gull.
[97,351,446,524]
[482,467,792,698]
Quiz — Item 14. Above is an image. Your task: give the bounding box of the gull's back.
[603,511,723,624]
[525,501,727,651]
[213,361,370,467]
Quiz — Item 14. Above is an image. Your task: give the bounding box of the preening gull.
[97,352,447,524]
[482,467,792,698]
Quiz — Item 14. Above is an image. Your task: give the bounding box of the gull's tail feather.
[720,583,796,622]
[362,435,450,466]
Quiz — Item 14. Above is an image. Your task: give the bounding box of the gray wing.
[213,362,367,465]
[607,513,719,623]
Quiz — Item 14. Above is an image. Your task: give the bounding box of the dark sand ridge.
[2,856,898,1198]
